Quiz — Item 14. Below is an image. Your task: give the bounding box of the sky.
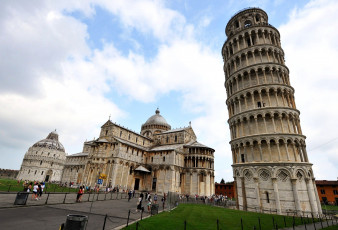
[0,0,337,183]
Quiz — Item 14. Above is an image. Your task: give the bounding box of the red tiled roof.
[315,180,338,186]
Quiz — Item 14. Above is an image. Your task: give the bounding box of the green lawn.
[0,178,78,193]
[322,205,338,211]
[124,204,319,230]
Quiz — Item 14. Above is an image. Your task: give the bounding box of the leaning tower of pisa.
[222,8,322,215]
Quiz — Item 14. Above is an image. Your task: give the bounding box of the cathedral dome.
[144,108,170,127]
[32,130,65,152]
[141,109,171,137]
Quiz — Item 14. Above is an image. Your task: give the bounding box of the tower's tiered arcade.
[222,8,321,215]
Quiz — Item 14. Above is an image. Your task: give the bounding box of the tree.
[220,178,225,184]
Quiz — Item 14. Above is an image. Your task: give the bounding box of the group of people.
[136,192,166,212]
[22,181,45,200]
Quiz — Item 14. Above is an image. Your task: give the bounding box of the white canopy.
[134,166,150,173]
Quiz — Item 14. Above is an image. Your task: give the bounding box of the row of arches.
[184,156,214,169]
[227,87,296,117]
[224,46,285,77]
[226,64,289,93]
[231,137,308,163]
[223,27,280,60]
[234,165,313,181]
[229,110,302,139]
[225,65,290,97]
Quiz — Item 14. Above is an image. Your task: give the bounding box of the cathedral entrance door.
[134,178,140,190]
[152,178,157,191]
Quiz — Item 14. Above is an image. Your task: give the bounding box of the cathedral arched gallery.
[17,109,215,196]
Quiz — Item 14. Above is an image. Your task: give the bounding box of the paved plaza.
[0,192,161,230]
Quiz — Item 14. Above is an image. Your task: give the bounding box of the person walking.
[136,197,144,212]
[161,196,165,210]
[128,190,132,202]
[32,182,39,200]
[154,194,158,204]
[76,186,84,202]
[147,195,152,212]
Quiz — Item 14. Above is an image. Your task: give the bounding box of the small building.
[315,180,338,205]
[215,182,236,199]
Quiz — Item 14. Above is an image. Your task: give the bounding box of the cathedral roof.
[67,152,88,157]
[142,108,171,129]
[32,131,65,152]
[184,141,214,151]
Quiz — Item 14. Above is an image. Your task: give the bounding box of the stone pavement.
[280,219,338,230]
[0,193,164,230]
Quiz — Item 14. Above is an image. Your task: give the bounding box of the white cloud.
[1,0,337,184]
[279,0,338,180]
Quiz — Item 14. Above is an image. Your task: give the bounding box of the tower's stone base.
[233,162,322,216]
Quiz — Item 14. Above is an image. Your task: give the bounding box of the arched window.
[151,157,154,162]
[163,157,165,162]
[105,130,108,135]
[120,131,122,137]
[40,161,42,165]
[255,14,260,22]
[129,166,133,174]
[244,20,252,27]
[235,20,239,28]
[175,136,177,142]
[166,137,169,143]
[266,192,270,203]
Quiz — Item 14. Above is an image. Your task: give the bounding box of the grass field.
[322,205,338,211]
[124,204,319,230]
[0,178,78,193]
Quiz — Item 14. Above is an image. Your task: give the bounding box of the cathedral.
[17,109,215,196]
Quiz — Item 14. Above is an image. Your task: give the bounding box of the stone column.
[291,178,301,215]
[254,177,262,211]
[190,173,193,195]
[312,179,322,215]
[241,177,247,211]
[272,178,282,214]
[234,177,239,209]
[197,172,200,195]
[305,178,317,215]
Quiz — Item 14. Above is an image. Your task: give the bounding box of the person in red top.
[76,186,84,202]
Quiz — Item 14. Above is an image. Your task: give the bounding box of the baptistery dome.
[33,131,65,152]
[141,108,171,138]
[17,131,66,182]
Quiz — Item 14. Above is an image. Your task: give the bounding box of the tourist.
[136,197,144,212]
[32,182,39,200]
[153,194,158,204]
[161,196,165,209]
[27,182,32,193]
[147,195,152,212]
[76,186,84,202]
[140,192,144,202]
[128,190,132,202]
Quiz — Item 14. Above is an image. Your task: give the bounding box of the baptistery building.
[17,131,66,182]
[222,8,321,215]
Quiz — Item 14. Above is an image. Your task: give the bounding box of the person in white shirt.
[32,182,39,200]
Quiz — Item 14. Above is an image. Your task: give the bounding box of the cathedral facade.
[18,109,215,196]
[222,8,321,215]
